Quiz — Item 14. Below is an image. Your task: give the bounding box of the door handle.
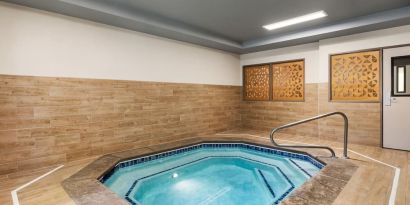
[391,97,398,103]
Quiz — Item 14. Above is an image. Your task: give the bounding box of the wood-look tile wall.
[240,83,381,147]
[241,83,381,146]
[0,75,382,176]
[0,75,241,176]
[240,84,319,137]
[318,83,380,147]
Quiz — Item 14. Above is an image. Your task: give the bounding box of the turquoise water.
[103,145,321,205]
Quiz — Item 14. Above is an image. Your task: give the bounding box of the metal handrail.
[269,112,348,158]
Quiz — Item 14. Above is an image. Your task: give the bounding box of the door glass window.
[392,56,410,96]
[397,66,405,93]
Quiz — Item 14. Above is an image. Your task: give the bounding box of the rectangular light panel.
[263,10,327,30]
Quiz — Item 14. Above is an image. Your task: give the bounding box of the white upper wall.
[241,25,410,84]
[3,2,410,86]
[240,43,319,84]
[318,25,410,83]
[0,2,241,85]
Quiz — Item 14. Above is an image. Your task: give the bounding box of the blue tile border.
[100,142,324,184]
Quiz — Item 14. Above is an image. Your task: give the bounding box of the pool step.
[255,167,296,204]
[256,169,276,198]
[288,159,316,177]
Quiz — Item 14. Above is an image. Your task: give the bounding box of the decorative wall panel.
[243,64,270,101]
[271,60,305,101]
[330,50,380,101]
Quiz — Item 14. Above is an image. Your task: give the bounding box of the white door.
[383,46,410,151]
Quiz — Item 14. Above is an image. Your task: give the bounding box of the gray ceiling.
[3,0,410,53]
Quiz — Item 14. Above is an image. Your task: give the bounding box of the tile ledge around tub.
[62,139,356,205]
[280,158,358,205]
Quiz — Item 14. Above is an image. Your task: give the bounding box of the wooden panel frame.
[329,49,381,102]
[271,59,305,102]
[242,64,272,101]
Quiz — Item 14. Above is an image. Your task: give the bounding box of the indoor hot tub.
[99,143,324,205]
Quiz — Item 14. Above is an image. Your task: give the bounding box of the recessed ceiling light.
[263,10,327,31]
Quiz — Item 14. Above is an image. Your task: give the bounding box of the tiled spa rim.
[101,143,324,205]
[62,140,357,205]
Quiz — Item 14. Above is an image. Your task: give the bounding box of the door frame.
[381,43,410,150]
[330,43,410,149]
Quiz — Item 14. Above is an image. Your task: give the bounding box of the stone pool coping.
[62,137,357,205]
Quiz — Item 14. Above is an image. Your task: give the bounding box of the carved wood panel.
[271,60,304,101]
[243,64,270,101]
[330,50,380,102]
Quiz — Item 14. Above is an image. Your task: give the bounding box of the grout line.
[11,191,18,205]
[10,165,64,205]
[341,148,400,205]
[216,133,400,205]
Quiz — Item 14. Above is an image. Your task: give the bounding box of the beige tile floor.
[0,130,409,205]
